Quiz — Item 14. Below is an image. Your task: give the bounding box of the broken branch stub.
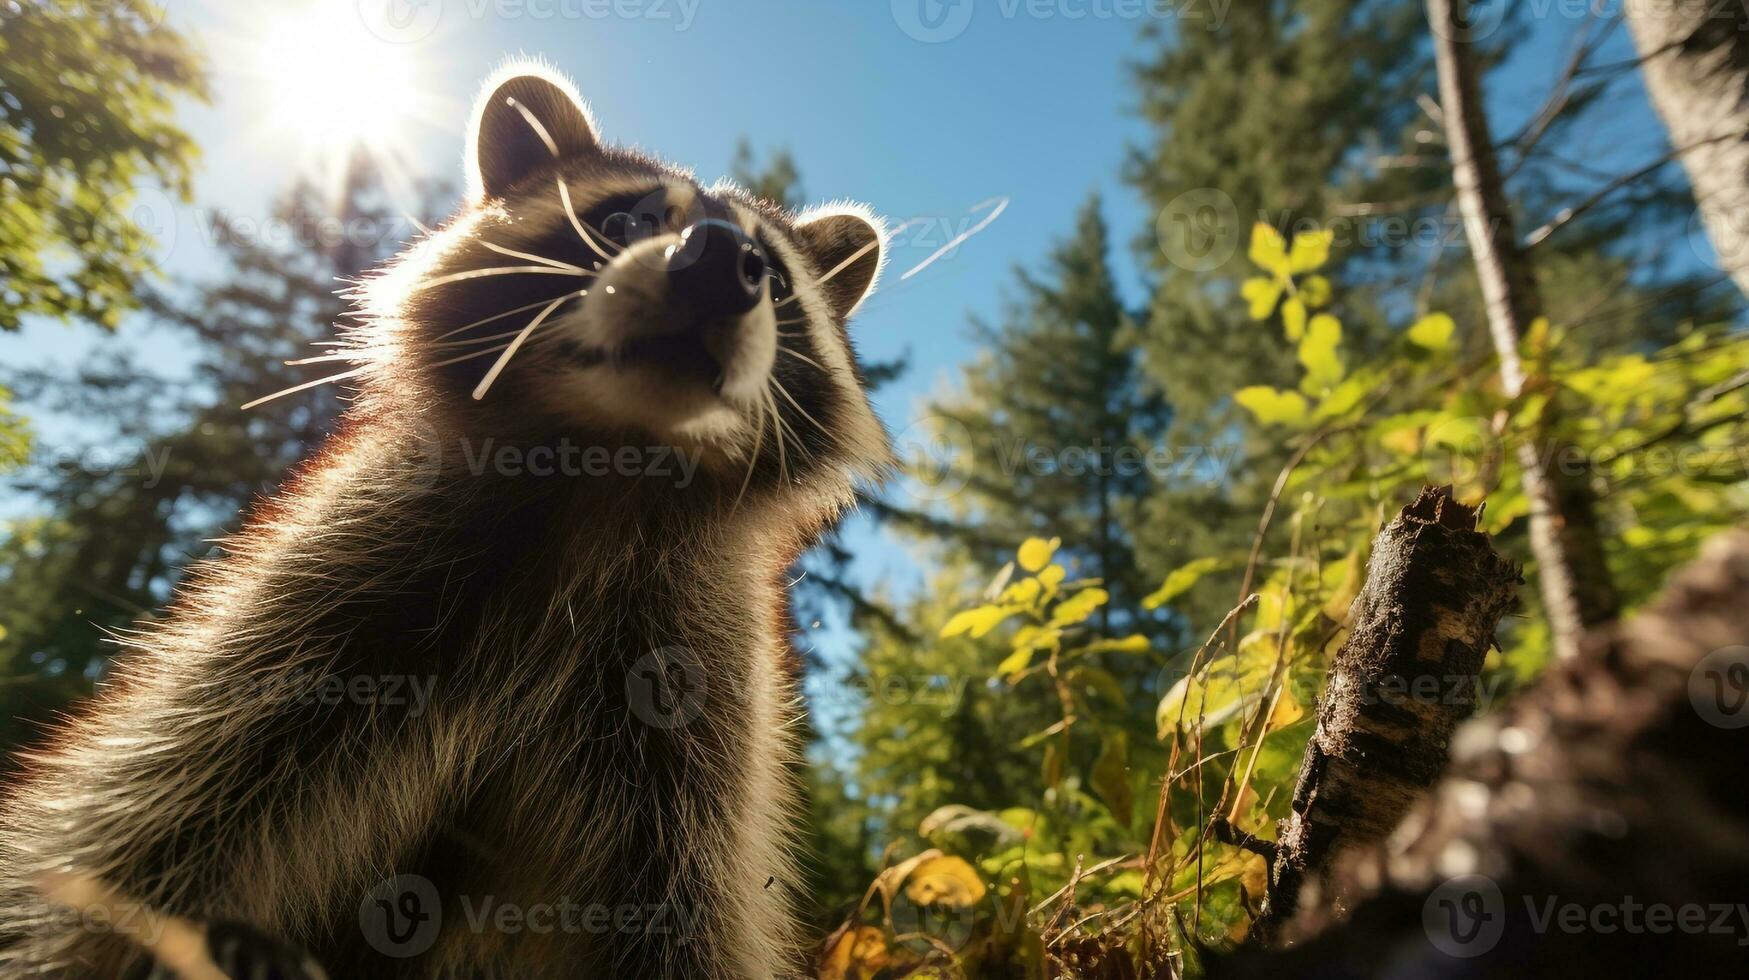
[1261,486,1521,930]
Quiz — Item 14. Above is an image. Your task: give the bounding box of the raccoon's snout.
[668,219,767,319]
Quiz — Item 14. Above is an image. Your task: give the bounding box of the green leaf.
[1248,223,1289,276]
[1288,228,1333,273]
[1142,557,1224,610]
[1298,313,1345,392]
[941,605,1015,639]
[1091,732,1133,825]
[1017,536,1060,572]
[1048,588,1109,627]
[1241,277,1282,320]
[1407,312,1456,351]
[1235,387,1310,427]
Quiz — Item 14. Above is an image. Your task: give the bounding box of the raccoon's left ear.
[466,68,598,202]
[795,208,885,321]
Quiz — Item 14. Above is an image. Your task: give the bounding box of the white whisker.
[770,377,829,438]
[900,197,1007,281]
[416,265,585,292]
[775,237,881,310]
[481,240,586,273]
[731,392,767,514]
[558,178,620,263]
[241,367,366,411]
[506,96,560,157]
[472,294,574,401]
[777,345,828,374]
[432,291,589,343]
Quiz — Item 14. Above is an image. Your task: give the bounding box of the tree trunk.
[1425,0,1622,660]
[1627,1,1749,299]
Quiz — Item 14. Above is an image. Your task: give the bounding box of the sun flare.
[219,0,447,199]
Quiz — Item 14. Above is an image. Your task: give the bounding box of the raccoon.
[0,62,892,979]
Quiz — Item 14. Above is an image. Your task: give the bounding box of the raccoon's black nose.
[669,219,766,319]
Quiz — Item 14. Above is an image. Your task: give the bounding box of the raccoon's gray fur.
[0,61,892,979]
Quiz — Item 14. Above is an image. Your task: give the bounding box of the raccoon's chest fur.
[0,432,806,979]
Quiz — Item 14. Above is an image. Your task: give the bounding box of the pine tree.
[0,159,442,762]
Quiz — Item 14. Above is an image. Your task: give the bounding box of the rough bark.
[1426,0,1622,660]
[1216,529,1749,977]
[1627,0,1749,300]
[1258,487,1521,932]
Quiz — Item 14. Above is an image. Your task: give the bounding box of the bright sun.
[222,0,441,196]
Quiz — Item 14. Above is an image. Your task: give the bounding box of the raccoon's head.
[356,64,892,513]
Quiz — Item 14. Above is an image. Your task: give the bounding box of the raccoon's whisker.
[284,352,363,366]
[731,392,767,514]
[765,388,789,487]
[558,178,621,263]
[472,294,575,400]
[432,291,590,343]
[432,341,514,368]
[241,367,368,411]
[416,265,587,292]
[770,377,829,439]
[507,96,561,157]
[776,345,829,374]
[773,238,881,310]
[480,240,587,273]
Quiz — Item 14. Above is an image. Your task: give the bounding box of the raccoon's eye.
[600,212,650,247]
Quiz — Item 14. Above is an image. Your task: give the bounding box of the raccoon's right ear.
[466,68,599,202]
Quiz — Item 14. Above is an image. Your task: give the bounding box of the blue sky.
[2,1,1696,656]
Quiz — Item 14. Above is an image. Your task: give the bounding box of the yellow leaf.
[1048,588,1109,627]
[1017,536,1060,573]
[1142,557,1224,610]
[1234,386,1310,427]
[1281,297,1308,341]
[904,855,988,908]
[820,926,889,980]
[1038,564,1066,591]
[996,646,1034,678]
[1288,228,1334,273]
[1297,313,1345,393]
[1248,223,1289,275]
[1299,274,1332,308]
[1241,277,1282,320]
[1267,691,1305,732]
[1000,577,1042,605]
[940,605,1013,639]
[1071,634,1151,656]
[1407,312,1456,351]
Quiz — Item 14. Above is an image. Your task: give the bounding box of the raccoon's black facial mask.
[367,64,892,488]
